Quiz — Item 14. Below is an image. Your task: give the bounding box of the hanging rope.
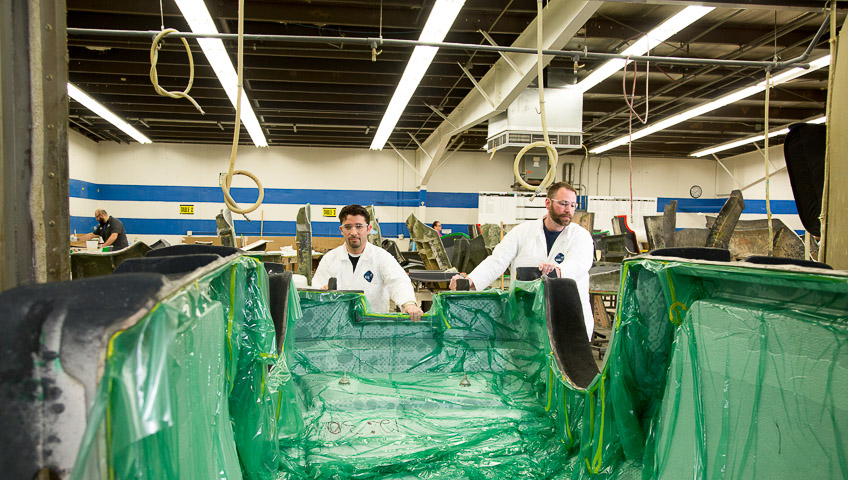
[220,0,265,215]
[819,3,836,262]
[622,58,649,222]
[513,0,558,194]
[150,29,205,114]
[764,69,774,256]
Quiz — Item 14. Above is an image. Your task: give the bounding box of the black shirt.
[543,222,561,254]
[93,216,129,249]
[349,254,360,272]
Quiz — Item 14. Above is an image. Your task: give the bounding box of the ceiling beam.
[416,0,601,187]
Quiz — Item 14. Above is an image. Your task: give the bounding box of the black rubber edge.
[114,254,221,276]
[743,255,832,270]
[145,244,242,258]
[267,271,292,354]
[516,266,557,281]
[648,247,731,262]
[542,276,599,390]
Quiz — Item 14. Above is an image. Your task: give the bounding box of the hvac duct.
[486,85,583,153]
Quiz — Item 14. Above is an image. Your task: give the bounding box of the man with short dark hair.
[313,204,423,321]
[449,182,594,339]
[77,209,129,250]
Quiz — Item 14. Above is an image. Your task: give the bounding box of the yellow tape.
[668,301,688,326]
[666,269,688,325]
[614,263,631,330]
[562,383,574,445]
[591,374,607,472]
[226,264,237,385]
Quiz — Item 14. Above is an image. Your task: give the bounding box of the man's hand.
[402,303,423,322]
[538,262,561,277]
[449,274,475,291]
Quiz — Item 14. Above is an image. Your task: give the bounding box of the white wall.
[68,130,99,182]
[68,134,803,245]
[713,144,803,232]
[68,131,101,236]
[574,154,717,199]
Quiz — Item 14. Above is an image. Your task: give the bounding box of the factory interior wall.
[713,143,804,232]
[68,130,101,236]
[68,134,802,244]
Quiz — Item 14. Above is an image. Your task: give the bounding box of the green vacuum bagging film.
[71,256,848,479]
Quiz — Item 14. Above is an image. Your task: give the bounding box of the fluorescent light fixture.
[578,6,713,92]
[174,0,268,147]
[370,0,465,150]
[691,116,825,157]
[590,54,831,154]
[67,83,152,144]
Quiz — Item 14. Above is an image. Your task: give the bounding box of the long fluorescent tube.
[578,6,713,93]
[691,116,825,157]
[370,0,465,150]
[68,83,152,144]
[174,0,268,147]
[590,54,831,154]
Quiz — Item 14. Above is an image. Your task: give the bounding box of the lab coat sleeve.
[378,251,417,307]
[311,250,335,288]
[466,225,523,291]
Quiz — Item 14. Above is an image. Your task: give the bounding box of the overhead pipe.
[771,12,831,70]
[66,27,824,71]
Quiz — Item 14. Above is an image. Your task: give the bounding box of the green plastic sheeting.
[277,284,562,479]
[72,256,283,480]
[72,256,848,479]
[544,259,848,479]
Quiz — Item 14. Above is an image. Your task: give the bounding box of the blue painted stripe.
[657,197,798,215]
[69,179,101,200]
[71,215,474,239]
[71,216,427,238]
[428,192,477,208]
[69,179,475,209]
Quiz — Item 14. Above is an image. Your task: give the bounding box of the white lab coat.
[467,218,595,339]
[312,242,417,314]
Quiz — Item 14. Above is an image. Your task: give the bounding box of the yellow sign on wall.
[323,208,337,217]
[179,205,194,215]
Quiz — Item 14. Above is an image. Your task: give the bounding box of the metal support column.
[0,0,69,291]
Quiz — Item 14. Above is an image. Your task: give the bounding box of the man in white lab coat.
[449,182,595,339]
[312,204,424,321]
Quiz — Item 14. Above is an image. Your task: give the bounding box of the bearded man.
[449,182,595,339]
[312,204,423,321]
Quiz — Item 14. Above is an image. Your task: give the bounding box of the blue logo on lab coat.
[554,253,564,264]
[364,270,374,282]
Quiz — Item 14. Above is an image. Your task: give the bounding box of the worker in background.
[432,221,443,236]
[449,182,594,339]
[75,208,129,250]
[313,204,424,321]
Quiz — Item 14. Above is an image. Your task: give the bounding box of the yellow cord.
[221,0,265,215]
[513,1,558,194]
[764,70,773,256]
[819,3,836,262]
[148,21,264,214]
[149,29,205,114]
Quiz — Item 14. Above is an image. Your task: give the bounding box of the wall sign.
[323,208,337,217]
[179,205,194,215]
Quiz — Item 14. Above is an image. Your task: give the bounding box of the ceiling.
[66,0,843,158]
